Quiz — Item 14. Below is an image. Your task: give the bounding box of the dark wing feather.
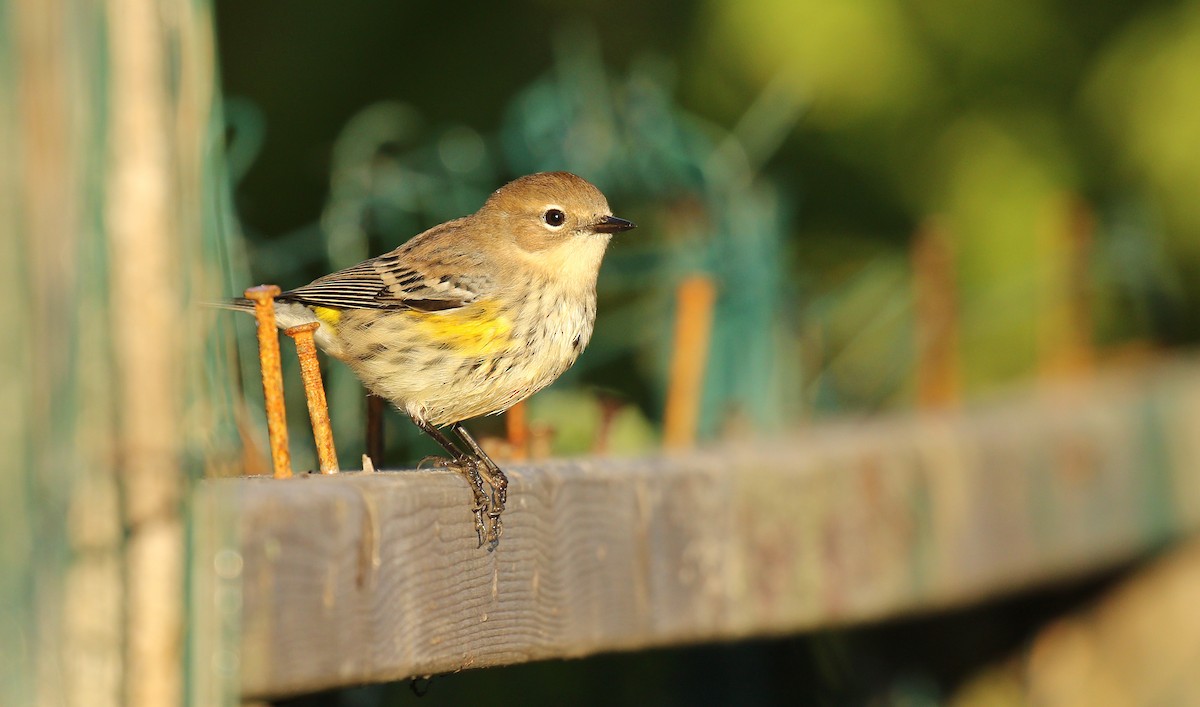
[280,235,491,313]
[279,259,397,310]
[368,251,488,311]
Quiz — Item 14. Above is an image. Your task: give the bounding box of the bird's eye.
[542,209,566,228]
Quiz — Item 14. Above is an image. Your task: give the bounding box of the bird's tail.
[206,295,322,330]
[207,297,255,313]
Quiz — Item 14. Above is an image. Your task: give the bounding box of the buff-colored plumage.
[232,172,635,548]
[264,171,632,426]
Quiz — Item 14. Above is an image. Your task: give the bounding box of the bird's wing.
[281,249,490,313]
[279,259,397,310]
[371,249,490,311]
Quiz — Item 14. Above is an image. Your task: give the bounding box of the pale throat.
[533,234,610,287]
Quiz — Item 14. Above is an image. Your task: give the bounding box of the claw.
[445,457,490,548]
[485,515,502,552]
[474,514,487,549]
[417,455,454,470]
[467,461,507,552]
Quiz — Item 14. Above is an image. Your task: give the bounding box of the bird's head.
[479,172,636,255]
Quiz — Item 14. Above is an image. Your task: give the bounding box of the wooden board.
[196,360,1200,699]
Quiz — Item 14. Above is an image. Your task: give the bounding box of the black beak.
[592,215,637,234]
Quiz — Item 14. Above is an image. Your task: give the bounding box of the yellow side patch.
[310,306,342,332]
[407,300,514,356]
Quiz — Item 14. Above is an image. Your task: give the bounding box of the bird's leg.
[451,423,508,550]
[411,417,489,547]
[450,422,506,507]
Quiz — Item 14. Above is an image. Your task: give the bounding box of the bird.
[229,172,635,549]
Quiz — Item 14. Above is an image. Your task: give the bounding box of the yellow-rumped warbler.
[231,172,635,548]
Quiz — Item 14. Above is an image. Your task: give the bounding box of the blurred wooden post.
[593,394,624,455]
[1039,195,1096,378]
[1067,199,1095,372]
[506,401,530,460]
[664,274,717,448]
[528,422,555,459]
[107,0,194,701]
[912,217,961,408]
[3,1,235,706]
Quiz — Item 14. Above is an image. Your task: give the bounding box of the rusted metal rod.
[285,322,339,474]
[1039,195,1096,378]
[912,217,961,409]
[506,400,529,460]
[593,395,623,455]
[244,285,292,479]
[663,274,717,449]
[366,393,385,470]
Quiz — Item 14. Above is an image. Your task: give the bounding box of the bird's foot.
[419,453,509,550]
[450,458,490,548]
[477,466,508,552]
[416,455,454,470]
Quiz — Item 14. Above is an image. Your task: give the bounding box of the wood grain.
[201,360,1200,699]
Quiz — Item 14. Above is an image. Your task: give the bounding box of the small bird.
[231,172,635,549]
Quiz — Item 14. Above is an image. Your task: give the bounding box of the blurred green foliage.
[217,0,1200,468]
[700,0,1200,362]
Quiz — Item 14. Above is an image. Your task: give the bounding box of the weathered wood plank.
[203,360,1200,699]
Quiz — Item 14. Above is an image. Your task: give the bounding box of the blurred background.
[5,0,1199,705]
[209,0,1199,704]
[218,0,1200,472]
